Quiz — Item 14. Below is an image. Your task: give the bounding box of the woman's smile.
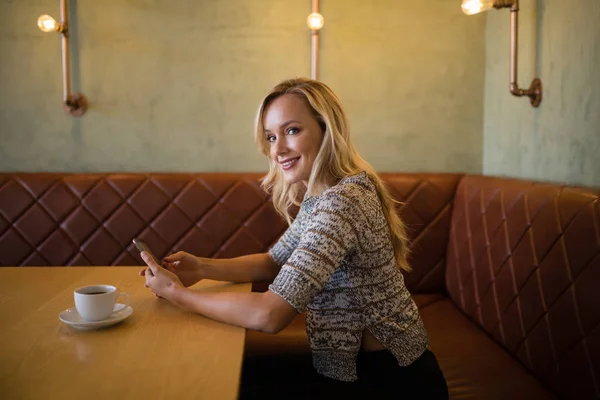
[279,157,300,170]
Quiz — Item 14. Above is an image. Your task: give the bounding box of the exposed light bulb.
[461,0,495,15]
[307,12,324,31]
[37,14,61,33]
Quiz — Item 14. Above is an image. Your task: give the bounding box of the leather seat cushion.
[421,297,555,399]
[245,294,555,399]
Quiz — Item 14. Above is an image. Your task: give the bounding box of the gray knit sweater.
[268,172,428,382]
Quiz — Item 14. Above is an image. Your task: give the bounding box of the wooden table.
[0,267,251,400]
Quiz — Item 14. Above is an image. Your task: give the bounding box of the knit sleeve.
[268,186,362,313]
[268,213,302,267]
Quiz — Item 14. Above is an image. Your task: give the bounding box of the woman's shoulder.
[312,172,376,212]
[301,172,376,214]
[323,171,375,199]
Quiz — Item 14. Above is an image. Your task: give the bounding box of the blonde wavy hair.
[254,78,411,272]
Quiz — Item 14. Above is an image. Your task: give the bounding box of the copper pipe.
[60,0,70,102]
[59,0,87,116]
[496,0,542,107]
[311,0,319,80]
[312,32,319,80]
[509,1,521,95]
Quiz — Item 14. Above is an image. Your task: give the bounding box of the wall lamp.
[307,0,324,80]
[37,0,87,116]
[462,0,542,107]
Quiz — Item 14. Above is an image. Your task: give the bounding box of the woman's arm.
[164,214,300,285]
[143,252,296,333]
[200,253,281,283]
[191,214,300,284]
[171,286,297,334]
[160,252,281,286]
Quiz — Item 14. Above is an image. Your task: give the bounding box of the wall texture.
[483,0,600,187]
[0,0,485,174]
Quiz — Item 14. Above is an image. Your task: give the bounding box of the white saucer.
[59,304,133,330]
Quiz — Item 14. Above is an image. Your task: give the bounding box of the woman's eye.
[287,127,299,135]
[266,135,276,143]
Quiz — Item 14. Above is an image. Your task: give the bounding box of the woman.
[140,78,448,399]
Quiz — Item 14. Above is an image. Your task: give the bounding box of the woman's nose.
[272,137,288,156]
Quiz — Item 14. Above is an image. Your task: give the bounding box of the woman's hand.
[162,251,205,287]
[140,252,185,300]
[138,251,204,288]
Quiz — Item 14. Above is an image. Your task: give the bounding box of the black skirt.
[239,348,449,399]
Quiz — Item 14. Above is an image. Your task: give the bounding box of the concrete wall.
[0,0,485,174]
[483,0,600,187]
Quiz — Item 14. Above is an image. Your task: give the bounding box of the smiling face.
[263,94,324,186]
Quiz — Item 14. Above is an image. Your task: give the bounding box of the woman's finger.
[163,251,183,263]
[145,270,154,288]
[163,262,177,273]
[139,268,146,277]
[142,252,160,275]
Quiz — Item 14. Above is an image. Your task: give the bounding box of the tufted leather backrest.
[446,175,600,398]
[0,173,286,266]
[0,172,462,294]
[380,173,463,293]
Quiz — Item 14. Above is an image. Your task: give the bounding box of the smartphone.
[132,238,162,266]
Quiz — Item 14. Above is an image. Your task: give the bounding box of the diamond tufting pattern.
[0,173,462,296]
[0,173,287,267]
[446,175,600,399]
[380,173,463,293]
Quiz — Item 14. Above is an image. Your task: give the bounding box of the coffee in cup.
[74,285,130,321]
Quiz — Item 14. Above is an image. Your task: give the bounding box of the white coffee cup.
[74,285,130,322]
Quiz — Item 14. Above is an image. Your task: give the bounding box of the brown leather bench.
[1,172,598,399]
